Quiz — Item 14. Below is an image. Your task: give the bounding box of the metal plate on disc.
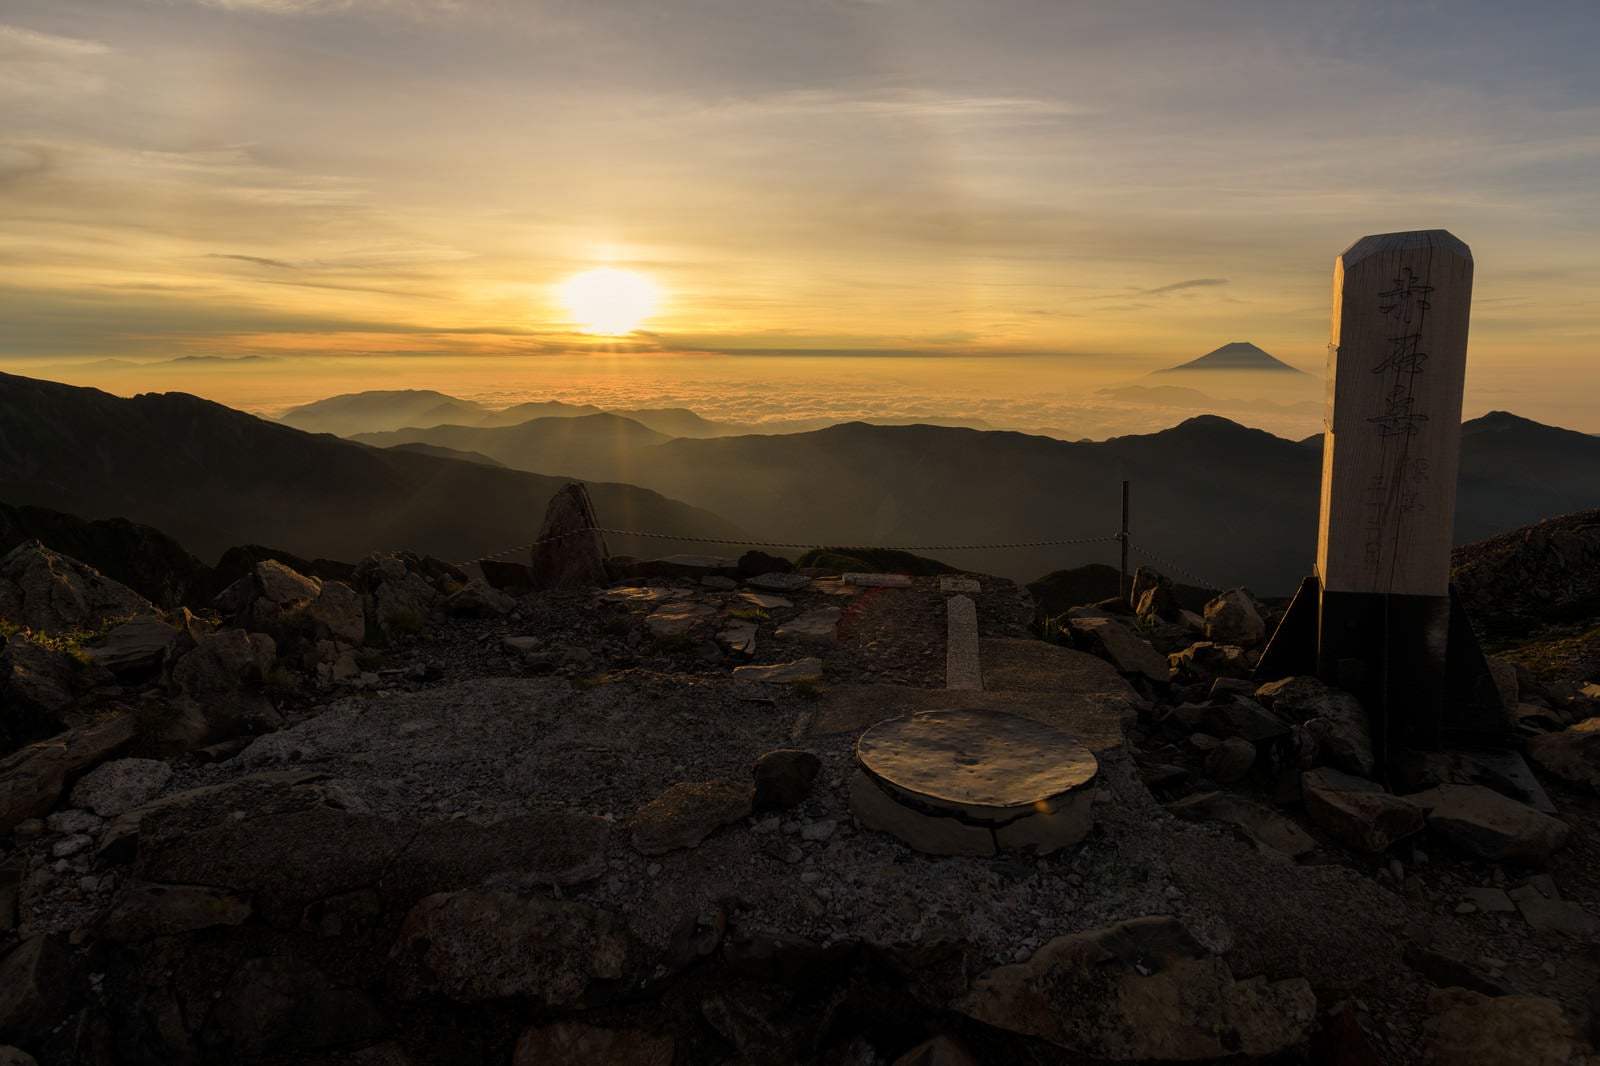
[857,709,1097,811]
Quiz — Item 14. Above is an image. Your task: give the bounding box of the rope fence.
[455,526,1227,592]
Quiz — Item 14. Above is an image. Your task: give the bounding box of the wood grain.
[1316,230,1474,595]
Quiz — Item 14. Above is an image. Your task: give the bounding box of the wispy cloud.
[205,253,296,269]
[1143,278,1229,296]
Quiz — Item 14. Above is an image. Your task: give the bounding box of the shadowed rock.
[531,482,610,590]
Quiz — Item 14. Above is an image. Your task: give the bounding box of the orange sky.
[2,1,1597,432]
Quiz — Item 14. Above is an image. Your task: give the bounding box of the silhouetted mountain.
[0,373,745,566]
[278,390,491,436]
[0,502,207,608]
[386,443,506,467]
[1154,342,1309,375]
[363,407,1600,593]
[355,414,671,484]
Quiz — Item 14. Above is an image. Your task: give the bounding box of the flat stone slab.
[736,591,791,610]
[595,587,688,607]
[645,601,718,638]
[774,606,841,643]
[844,573,912,588]
[858,709,1097,819]
[732,658,823,683]
[746,572,811,592]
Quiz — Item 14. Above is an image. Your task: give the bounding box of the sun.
[558,267,660,335]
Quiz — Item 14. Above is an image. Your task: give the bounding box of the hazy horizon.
[4,1,1597,436]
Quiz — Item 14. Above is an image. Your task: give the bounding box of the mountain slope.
[0,373,744,566]
[353,414,672,484]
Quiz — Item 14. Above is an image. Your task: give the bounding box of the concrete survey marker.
[852,709,1099,856]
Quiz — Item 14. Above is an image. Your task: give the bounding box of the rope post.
[1119,480,1130,605]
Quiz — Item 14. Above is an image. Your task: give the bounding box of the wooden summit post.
[1257,230,1508,758]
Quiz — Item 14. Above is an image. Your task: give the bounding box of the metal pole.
[1119,480,1130,605]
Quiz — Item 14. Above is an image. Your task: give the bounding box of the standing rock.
[1203,588,1266,648]
[1301,767,1424,853]
[357,553,440,632]
[530,482,610,590]
[1406,784,1570,863]
[957,916,1317,1060]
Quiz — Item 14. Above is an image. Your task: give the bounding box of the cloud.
[191,0,454,13]
[0,24,109,57]
[205,253,296,269]
[1142,278,1229,296]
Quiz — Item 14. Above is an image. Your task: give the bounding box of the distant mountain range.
[4,371,1596,593]
[279,389,996,440]
[0,372,743,567]
[1153,342,1310,375]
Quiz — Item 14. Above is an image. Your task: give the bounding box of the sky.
[3,0,1598,434]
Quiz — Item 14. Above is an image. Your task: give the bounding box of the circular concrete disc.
[857,709,1097,812]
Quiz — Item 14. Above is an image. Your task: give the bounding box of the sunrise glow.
[559,269,661,336]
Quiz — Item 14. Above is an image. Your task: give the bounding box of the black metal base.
[1254,576,1510,763]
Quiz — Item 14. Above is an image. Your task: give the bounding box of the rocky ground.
[3,504,1600,1065]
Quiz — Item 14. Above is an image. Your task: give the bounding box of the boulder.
[1067,616,1171,683]
[1204,736,1257,783]
[1527,718,1600,792]
[479,558,535,592]
[98,881,254,941]
[0,541,156,633]
[255,558,321,605]
[957,916,1317,1060]
[1168,641,1252,684]
[629,779,753,855]
[441,578,516,617]
[356,552,440,632]
[1406,783,1570,863]
[1301,767,1424,853]
[745,572,811,592]
[752,749,822,810]
[1167,698,1289,744]
[513,1023,674,1066]
[171,627,281,740]
[0,935,75,1045]
[737,550,793,578]
[84,614,183,677]
[530,482,610,590]
[390,890,633,1005]
[68,757,173,817]
[1425,987,1597,1065]
[0,715,137,834]
[307,580,365,645]
[1202,588,1266,648]
[202,955,388,1060]
[0,638,78,746]
[1254,675,1375,779]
